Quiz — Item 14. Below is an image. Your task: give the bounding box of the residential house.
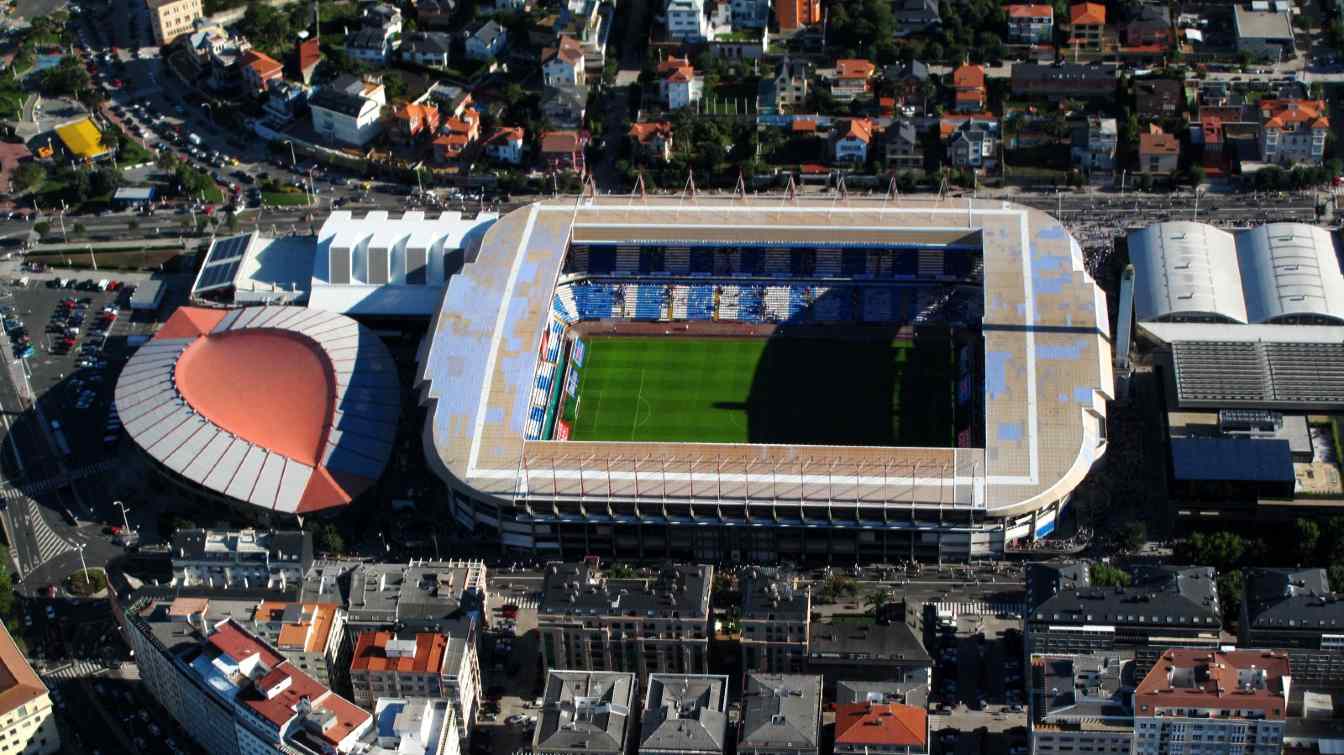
[833,704,927,755]
[639,675,730,755]
[392,101,441,142]
[554,0,609,75]
[239,49,282,94]
[417,0,455,29]
[666,0,709,41]
[0,623,58,755]
[777,0,821,32]
[1125,3,1171,47]
[808,606,931,689]
[428,82,473,118]
[730,0,770,28]
[483,126,525,164]
[1072,115,1117,172]
[433,106,481,162]
[1260,98,1329,165]
[346,28,395,65]
[184,21,229,65]
[659,57,703,110]
[148,0,204,46]
[1139,127,1179,173]
[832,118,873,164]
[400,31,453,69]
[251,601,348,689]
[1011,62,1117,99]
[466,21,507,60]
[952,63,986,112]
[757,57,810,114]
[629,121,674,162]
[947,120,998,171]
[310,83,385,147]
[740,568,810,675]
[542,84,587,128]
[538,561,713,678]
[893,0,940,37]
[263,78,310,124]
[293,36,321,85]
[831,58,876,102]
[204,34,251,92]
[1025,563,1222,677]
[542,36,586,87]
[533,671,637,755]
[1069,2,1106,50]
[884,60,930,110]
[1132,649,1290,755]
[1030,653,1135,755]
[1241,567,1344,689]
[738,674,822,755]
[362,2,403,33]
[1006,4,1054,43]
[540,130,589,173]
[885,120,923,171]
[1134,78,1184,118]
[1234,6,1295,62]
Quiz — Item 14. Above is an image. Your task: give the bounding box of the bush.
[66,568,108,596]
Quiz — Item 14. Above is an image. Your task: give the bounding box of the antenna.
[681,172,697,202]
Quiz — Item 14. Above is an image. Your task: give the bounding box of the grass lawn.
[117,140,155,166]
[262,191,311,206]
[566,332,957,446]
[29,248,183,269]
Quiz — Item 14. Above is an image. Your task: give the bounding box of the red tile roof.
[544,35,584,66]
[0,624,45,717]
[208,620,286,669]
[541,130,586,153]
[1007,4,1053,17]
[242,50,283,79]
[1135,649,1290,720]
[351,631,447,674]
[952,63,985,89]
[156,307,228,340]
[1139,130,1179,155]
[1070,2,1105,25]
[1260,98,1330,130]
[835,58,876,80]
[487,126,525,144]
[837,118,873,144]
[834,704,927,748]
[628,121,672,144]
[297,37,321,73]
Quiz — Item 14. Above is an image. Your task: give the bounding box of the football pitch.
[563,334,958,446]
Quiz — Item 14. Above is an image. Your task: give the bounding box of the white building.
[170,528,312,591]
[311,210,499,316]
[351,699,461,755]
[465,21,507,60]
[1260,99,1329,165]
[1072,116,1117,172]
[542,36,586,87]
[0,624,59,755]
[310,86,384,147]
[666,0,709,41]
[484,127,526,164]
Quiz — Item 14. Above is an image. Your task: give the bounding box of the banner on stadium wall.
[572,339,586,367]
[555,420,572,441]
[538,329,551,363]
[565,367,580,397]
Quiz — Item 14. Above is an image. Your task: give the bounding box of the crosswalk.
[15,501,77,568]
[928,601,1025,618]
[0,459,119,501]
[40,659,106,683]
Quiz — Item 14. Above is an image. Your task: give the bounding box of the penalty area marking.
[631,367,653,439]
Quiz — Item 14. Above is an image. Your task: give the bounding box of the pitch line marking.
[632,368,653,438]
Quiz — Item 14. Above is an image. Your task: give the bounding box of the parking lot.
[475,585,546,755]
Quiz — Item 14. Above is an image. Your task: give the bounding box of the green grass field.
[564,333,958,446]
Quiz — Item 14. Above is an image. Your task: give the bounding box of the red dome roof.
[174,330,334,465]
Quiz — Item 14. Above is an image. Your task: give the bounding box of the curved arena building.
[416,196,1113,562]
[115,306,400,520]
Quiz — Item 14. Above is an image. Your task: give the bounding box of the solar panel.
[194,235,251,292]
[206,235,250,265]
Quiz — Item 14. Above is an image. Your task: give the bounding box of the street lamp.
[76,543,88,579]
[113,500,131,533]
[285,140,297,168]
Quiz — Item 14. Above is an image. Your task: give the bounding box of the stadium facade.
[417,197,1113,562]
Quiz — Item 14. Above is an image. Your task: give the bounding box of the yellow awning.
[54,119,108,160]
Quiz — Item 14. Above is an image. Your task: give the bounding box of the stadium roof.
[114,306,399,516]
[1128,221,1344,324]
[54,118,109,161]
[418,197,1113,518]
[1169,339,1344,408]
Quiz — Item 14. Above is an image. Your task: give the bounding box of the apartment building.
[952,63,986,113]
[1072,116,1118,172]
[1259,99,1329,165]
[1242,567,1344,690]
[0,623,59,755]
[354,698,460,755]
[776,0,821,32]
[299,560,487,634]
[739,673,822,755]
[833,703,927,755]
[538,559,713,679]
[533,670,638,755]
[171,529,312,592]
[1139,129,1180,174]
[125,596,372,755]
[1030,653,1134,755]
[740,567,810,675]
[252,601,347,688]
[831,59,876,102]
[148,0,203,45]
[836,680,928,709]
[1025,563,1222,676]
[1132,649,1290,755]
[1069,2,1106,50]
[665,0,709,41]
[808,605,931,691]
[349,623,480,749]
[639,675,729,755]
[1006,4,1054,43]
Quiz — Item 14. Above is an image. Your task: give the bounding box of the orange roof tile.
[155,307,228,340]
[242,50,283,79]
[1139,130,1179,155]
[1007,3,1053,17]
[834,704,927,748]
[792,118,818,133]
[1260,99,1330,130]
[351,631,447,674]
[835,58,876,80]
[1070,2,1105,25]
[0,624,45,717]
[952,63,986,89]
[628,121,672,143]
[837,118,873,144]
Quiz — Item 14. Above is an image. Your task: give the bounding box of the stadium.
[417,196,1113,562]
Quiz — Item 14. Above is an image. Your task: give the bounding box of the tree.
[12,163,45,193]
[90,166,123,197]
[1296,518,1321,564]
[1090,562,1132,587]
[864,588,894,614]
[38,56,92,98]
[33,221,50,237]
[312,523,345,554]
[1330,564,1344,593]
[1180,531,1247,571]
[71,222,86,238]
[1217,570,1244,628]
[1118,521,1147,552]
